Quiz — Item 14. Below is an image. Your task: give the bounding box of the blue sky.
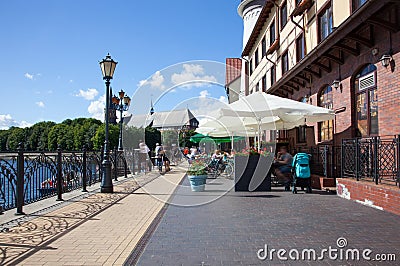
[0,0,243,129]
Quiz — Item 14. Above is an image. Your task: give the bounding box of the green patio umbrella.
[190,133,244,144]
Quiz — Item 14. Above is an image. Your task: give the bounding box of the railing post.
[373,136,379,185]
[15,143,25,215]
[341,140,344,178]
[56,145,63,201]
[82,145,88,192]
[323,145,329,178]
[114,148,118,181]
[355,139,360,181]
[396,135,400,188]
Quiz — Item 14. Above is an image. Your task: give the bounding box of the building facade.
[237,0,400,215]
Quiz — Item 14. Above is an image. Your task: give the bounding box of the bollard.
[15,143,25,215]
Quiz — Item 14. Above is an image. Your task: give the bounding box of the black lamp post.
[99,53,117,193]
[112,90,131,151]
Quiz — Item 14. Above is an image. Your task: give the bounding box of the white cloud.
[171,64,217,87]
[219,96,228,104]
[88,94,105,121]
[24,73,34,80]
[199,90,210,98]
[69,80,74,83]
[36,101,45,108]
[139,71,165,90]
[0,114,32,130]
[75,88,99,100]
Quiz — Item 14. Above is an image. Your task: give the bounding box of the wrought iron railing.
[293,144,341,179]
[342,136,400,187]
[0,144,136,213]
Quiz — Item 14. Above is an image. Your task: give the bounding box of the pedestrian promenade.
[133,178,400,265]
[0,163,188,265]
[1,164,400,265]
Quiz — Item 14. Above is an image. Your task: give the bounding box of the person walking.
[139,140,150,173]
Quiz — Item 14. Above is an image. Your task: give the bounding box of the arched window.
[354,64,378,137]
[319,85,333,141]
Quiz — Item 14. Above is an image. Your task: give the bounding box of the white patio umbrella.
[220,91,335,128]
[217,92,335,150]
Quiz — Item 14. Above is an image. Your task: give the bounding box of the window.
[250,58,253,76]
[262,75,267,92]
[296,33,305,62]
[255,49,259,68]
[270,65,276,85]
[262,37,266,58]
[280,1,288,30]
[354,64,378,137]
[256,82,260,92]
[281,51,289,75]
[297,126,307,143]
[352,0,367,12]
[318,3,333,42]
[319,86,334,141]
[269,20,276,46]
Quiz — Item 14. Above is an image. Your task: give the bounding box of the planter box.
[187,175,207,192]
[234,155,273,192]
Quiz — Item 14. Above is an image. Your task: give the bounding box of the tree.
[6,127,26,150]
[26,121,56,151]
[0,130,10,151]
[91,124,119,151]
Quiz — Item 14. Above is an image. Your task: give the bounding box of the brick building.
[231,0,400,215]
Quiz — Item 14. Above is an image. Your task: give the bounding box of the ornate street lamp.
[112,90,131,151]
[99,53,117,193]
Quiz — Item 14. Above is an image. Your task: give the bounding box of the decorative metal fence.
[293,145,341,179]
[342,136,400,187]
[0,144,134,213]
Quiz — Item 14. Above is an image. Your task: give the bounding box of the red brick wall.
[337,178,400,216]
[290,29,400,146]
[377,51,400,137]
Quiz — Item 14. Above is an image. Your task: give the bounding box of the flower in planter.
[233,147,272,157]
[187,159,208,176]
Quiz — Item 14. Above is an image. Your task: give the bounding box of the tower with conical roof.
[238,0,266,95]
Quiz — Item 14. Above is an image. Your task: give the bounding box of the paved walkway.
[1,165,400,265]
[134,178,400,265]
[0,163,188,265]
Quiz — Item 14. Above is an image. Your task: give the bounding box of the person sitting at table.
[274,146,293,190]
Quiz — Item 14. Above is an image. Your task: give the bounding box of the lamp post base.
[101,186,114,193]
[101,159,114,193]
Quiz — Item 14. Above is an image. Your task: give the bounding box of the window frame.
[318,85,334,142]
[255,49,259,68]
[269,20,276,46]
[270,65,276,86]
[262,37,266,58]
[352,0,367,13]
[281,50,289,75]
[296,33,305,63]
[354,64,378,137]
[317,2,333,43]
[262,75,267,92]
[280,1,288,30]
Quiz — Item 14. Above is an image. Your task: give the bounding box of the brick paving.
[135,178,400,266]
[0,164,188,266]
[1,163,400,265]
